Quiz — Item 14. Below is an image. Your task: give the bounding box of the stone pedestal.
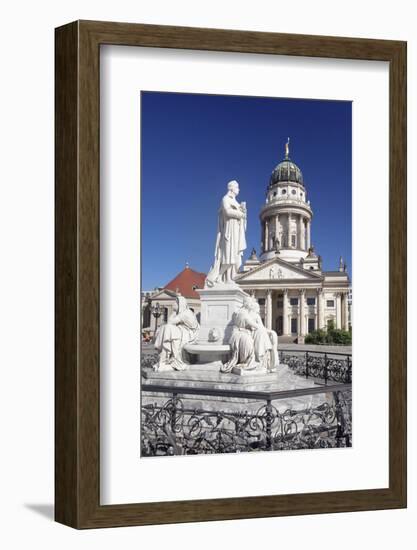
[142,363,329,414]
[183,283,248,370]
[195,284,247,344]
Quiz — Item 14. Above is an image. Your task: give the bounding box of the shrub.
[327,319,335,331]
[305,329,327,344]
[305,327,351,345]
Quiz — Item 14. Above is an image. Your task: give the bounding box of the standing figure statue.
[205,180,247,287]
[221,296,278,373]
[274,236,281,253]
[153,295,199,371]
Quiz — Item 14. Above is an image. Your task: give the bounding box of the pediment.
[150,289,177,301]
[236,257,322,282]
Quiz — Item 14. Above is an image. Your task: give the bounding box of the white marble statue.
[205,180,247,287]
[153,295,199,371]
[220,295,278,373]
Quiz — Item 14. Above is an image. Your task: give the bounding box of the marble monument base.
[142,363,330,414]
[143,361,276,386]
[183,283,247,369]
[194,283,247,344]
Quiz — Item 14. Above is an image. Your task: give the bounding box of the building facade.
[236,141,350,342]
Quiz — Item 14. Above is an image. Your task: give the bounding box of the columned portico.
[238,274,349,342]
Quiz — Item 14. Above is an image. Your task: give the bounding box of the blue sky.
[141,92,352,290]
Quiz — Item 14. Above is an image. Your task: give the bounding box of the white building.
[236,140,350,342]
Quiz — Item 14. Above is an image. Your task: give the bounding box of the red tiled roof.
[164,267,206,299]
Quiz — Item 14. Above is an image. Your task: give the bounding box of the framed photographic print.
[55,20,406,528]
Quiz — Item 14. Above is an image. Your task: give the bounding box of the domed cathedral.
[260,138,312,264]
[236,139,351,343]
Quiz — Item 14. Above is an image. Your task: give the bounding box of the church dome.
[270,159,304,186]
[269,139,304,186]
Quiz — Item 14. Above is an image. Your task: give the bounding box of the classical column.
[275,215,279,247]
[343,292,349,330]
[303,219,307,250]
[306,220,311,250]
[261,222,265,252]
[287,213,291,247]
[297,215,302,249]
[283,288,289,335]
[336,292,342,329]
[299,289,306,335]
[299,216,305,250]
[266,289,272,330]
[265,219,269,251]
[317,288,325,329]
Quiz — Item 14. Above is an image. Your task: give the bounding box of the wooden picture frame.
[55,20,407,528]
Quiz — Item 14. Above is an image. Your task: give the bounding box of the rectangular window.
[307,297,316,306]
[291,234,296,247]
[290,297,298,306]
[276,300,283,308]
[291,317,298,334]
[326,300,335,307]
[258,298,265,306]
[308,318,315,333]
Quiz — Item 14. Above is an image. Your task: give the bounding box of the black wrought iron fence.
[279,350,351,384]
[141,383,352,457]
[141,349,352,384]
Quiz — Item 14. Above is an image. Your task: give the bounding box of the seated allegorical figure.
[153,295,199,371]
[221,295,278,373]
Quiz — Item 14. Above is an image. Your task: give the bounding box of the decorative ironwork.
[279,350,351,384]
[141,385,352,456]
[141,348,352,456]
